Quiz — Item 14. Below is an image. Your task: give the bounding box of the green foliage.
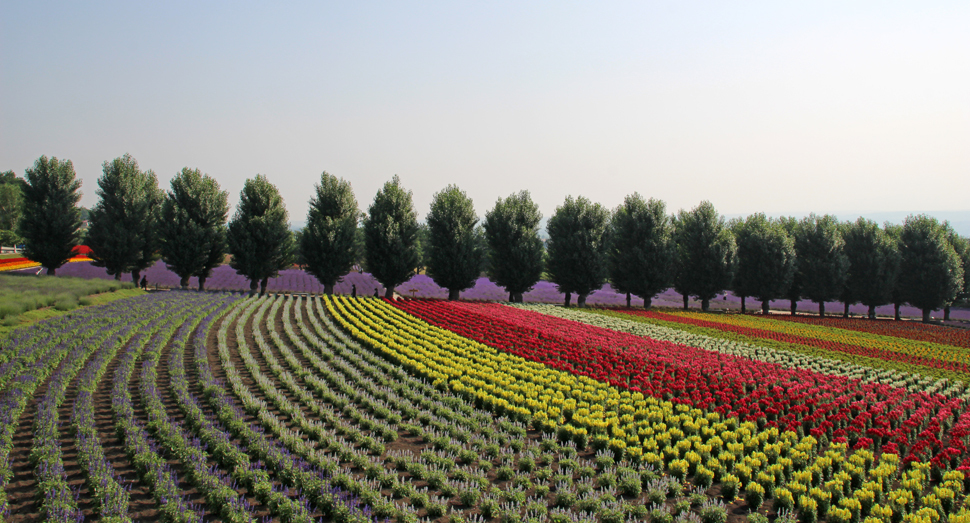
[946,231,970,305]
[483,191,545,301]
[672,201,736,311]
[300,172,360,293]
[546,196,610,307]
[86,154,163,281]
[898,214,964,321]
[426,185,484,299]
[19,156,82,275]
[731,213,795,313]
[0,273,133,320]
[363,176,420,297]
[793,214,848,315]
[842,218,900,317]
[158,168,229,289]
[607,194,674,307]
[228,175,294,294]
[0,177,24,232]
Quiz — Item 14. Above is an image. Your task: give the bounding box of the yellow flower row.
[669,310,970,366]
[321,296,961,520]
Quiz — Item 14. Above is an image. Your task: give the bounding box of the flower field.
[5,293,970,522]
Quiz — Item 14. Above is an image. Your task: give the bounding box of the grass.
[0,287,146,338]
[0,273,140,325]
[0,253,23,259]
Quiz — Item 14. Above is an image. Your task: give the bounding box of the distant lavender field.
[14,260,969,321]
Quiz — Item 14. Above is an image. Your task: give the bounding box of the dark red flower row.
[389,299,970,470]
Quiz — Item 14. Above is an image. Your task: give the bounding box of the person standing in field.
[352,284,357,298]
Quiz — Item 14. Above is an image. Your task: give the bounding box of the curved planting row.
[629,309,970,378]
[771,314,970,349]
[390,299,970,472]
[327,295,970,522]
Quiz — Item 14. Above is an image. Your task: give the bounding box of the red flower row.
[390,299,970,469]
[770,314,970,349]
[622,309,968,374]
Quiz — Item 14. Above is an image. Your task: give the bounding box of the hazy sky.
[2,2,968,223]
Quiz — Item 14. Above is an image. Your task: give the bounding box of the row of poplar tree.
[8,154,969,323]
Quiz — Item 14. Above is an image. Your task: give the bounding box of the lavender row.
[69,296,174,521]
[111,293,211,523]
[200,296,383,523]
[28,260,970,320]
[136,292,258,523]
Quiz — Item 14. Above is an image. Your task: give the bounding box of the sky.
[2,2,968,227]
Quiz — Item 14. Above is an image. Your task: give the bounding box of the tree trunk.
[513,292,523,303]
[790,299,797,316]
[46,267,55,276]
[818,301,825,317]
[114,272,122,281]
[198,275,206,291]
[945,305,951,321]
[132,270,140,284]
[385,287,394,299]
[868,304,876,320]
[762,300,770,315]
[626,292,631,308]
[260,278,268,296]
[923,308,931,323]
[324,283,334,295]
[894,302,901,321]
[644,296,652,309]
[509,292,514,302]
[683,294,689,310]
[564,292,571,307]
[250,280,258,296]
[577,293,587,308]
[448,288,460,301]
[740,296,746,314]
[843,302,850,318]
[180,275,189,289]
[701,298,710,312]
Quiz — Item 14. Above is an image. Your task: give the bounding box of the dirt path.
[157,319,271,520]
[4,379,48,522]
[93,341,161,522]
[129,340,217,522]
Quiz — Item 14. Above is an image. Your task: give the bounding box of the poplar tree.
[159,168,229,290]
[364,176,420,298]
[86,154,163,281]
[898,214,964,323]
[426,185,484,300]
[228,175,294,295]
[732,214,795,315]
[607,194,674,308]
[546,196,610,308]
[842,218,900,319]
[672,201,736,312]
[20,156,82,275]
[794,214,848,317]
[300,172,360,294]
[483,191,544,303]
[0,171,25,237]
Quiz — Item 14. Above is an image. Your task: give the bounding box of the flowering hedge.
[770,314,970,349]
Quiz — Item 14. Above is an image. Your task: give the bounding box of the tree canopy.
[426,185,484,300]
[842,218,900,319]
[546,196,610,308]
[898,214,964,322]
[20,156,82,275]
[793,214,848,317]
[159,168,229,290]
[731,213,795,314]
[228,175,294,295]
[672,201,736,311]
[300,172,360,294]
[483,191,544,302]
[607,194,674,308]
[364,176,420,298]
[86,154,163,281]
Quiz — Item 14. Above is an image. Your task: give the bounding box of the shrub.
[745,482,765,511]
